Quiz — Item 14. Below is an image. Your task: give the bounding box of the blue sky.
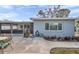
[0,5,79,21]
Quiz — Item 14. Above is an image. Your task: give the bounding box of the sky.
[0,5,79,21]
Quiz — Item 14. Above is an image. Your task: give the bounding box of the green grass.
[50,48,79,54]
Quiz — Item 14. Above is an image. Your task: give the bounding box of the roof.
[30,17,76,21]
[0,21,33,24]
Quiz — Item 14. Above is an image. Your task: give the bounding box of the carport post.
[10,24,13,37]
[0,23,1,35]
[23,24,25,38]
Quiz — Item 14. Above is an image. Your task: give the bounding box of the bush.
[43,36,56,41]
[50,48,79,54]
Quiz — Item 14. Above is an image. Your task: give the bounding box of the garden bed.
[50,47,79,54]
[43,36,79,41]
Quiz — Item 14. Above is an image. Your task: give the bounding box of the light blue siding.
[34,20,75,37]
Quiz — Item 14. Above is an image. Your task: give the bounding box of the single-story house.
[31,18,75,37]
[0,6,78,37]
[31,6,77,37]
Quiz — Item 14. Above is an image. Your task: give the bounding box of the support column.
[0,23,1,35]
[17,24,19,30]
[10,24,13,37]
[23,24,24,38]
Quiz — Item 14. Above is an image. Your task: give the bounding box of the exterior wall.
[33,20,75,37]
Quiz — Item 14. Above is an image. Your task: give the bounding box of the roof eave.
[30,17,76,21]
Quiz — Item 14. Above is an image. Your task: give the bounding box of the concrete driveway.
[2,37,79,54]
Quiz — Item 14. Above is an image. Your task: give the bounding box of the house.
[0,6,77,37]
[31,6,76,37]
[75,18,79,32]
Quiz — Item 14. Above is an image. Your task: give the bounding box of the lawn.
[50,48,79,54]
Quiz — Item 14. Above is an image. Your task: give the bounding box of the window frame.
[49,23,58,30]
[45,23,49,30]
[45,22,63,31]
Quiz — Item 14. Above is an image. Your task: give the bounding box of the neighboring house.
[31,6,76,37]
[75,19,79,32]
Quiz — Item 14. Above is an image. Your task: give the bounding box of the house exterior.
[31,6,76,37]
[31,18,75,37]
[0,6,77,37]
[75,18,79,32]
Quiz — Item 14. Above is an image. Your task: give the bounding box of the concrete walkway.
[2,37,79,54]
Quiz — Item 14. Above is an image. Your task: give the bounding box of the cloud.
[0,5,14,9]
[37,5,76,9]
[69,8,79,17]
[0,12,19,20]
[61,5,76,9]
[0,12,32,21]
[70,8,79,14]
[0,5,79,21]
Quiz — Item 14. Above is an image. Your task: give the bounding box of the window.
[45,23,49,30]
[50,23,58,30]
[45,23,62,30]
[58,23,62,30]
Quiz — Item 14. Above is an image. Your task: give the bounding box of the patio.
[1,35,79,54]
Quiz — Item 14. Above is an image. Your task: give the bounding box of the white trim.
[44,22,63,31]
